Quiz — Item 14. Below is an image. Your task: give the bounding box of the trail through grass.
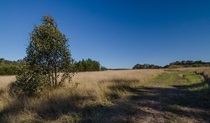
[89,71,210,122]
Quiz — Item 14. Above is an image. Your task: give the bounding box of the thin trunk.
[53,49,58,87]
[52,70,55,87]
[48,73,51,86]
[54,66,57,87]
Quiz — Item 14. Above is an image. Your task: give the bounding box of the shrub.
[0,65,19,75]
[10,65,49,96]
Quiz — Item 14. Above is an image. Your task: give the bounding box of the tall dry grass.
[0,69,163,122]
[177,67,210,78]
[0,76,15,90]
[71,69,164,102]
[0,68,209,122]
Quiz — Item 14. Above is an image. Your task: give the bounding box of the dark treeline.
[0,58,23,66]
[1,58,210,75]
[164,60,210,68]
[133,64,162,69]
[0,58,107,75]
[133,60,210,69]
[75,58,107,72]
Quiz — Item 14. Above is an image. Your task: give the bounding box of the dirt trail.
[89,71,210,123]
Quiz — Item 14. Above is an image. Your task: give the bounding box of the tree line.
[133,60,210,69]
[133,64,162,69]
[164,60,210,68]
[0,57,106,75]
[75,58,103,72]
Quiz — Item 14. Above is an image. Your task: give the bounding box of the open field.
[0,68,210,122]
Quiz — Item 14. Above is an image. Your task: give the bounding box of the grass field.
[0,68,210,122]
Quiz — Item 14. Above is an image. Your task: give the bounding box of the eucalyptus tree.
[13,16,74,96]
[27,15,73,87]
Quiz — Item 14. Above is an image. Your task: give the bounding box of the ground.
[0,69,210,123]
[82,71,210,123]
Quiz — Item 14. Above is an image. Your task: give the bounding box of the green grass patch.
[148,71,210,107]
[147,71,182,87]
[182,72,204,85]
[182,72,209,97]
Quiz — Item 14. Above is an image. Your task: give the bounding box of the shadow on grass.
[1,77,210,122]
[0,93,100,122]
[99,78,210,122]
[0,97,26,123]
[0,89,4,96]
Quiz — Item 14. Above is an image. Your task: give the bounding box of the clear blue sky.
[0,0,210,68]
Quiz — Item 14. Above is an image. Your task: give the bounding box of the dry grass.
[0,76,15,90]
[0,68,209,122]
[175,67,210,79]
[0,69,164,123]
[70,70,163,101]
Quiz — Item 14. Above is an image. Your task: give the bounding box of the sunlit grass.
[0,67,209,122]
[0,69,163,122]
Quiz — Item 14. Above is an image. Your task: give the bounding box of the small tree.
[12,16,74,96]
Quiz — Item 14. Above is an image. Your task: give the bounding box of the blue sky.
[0,0,210,68]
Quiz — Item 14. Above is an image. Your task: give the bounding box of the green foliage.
[0,58,19,66]
[101,66,108,71]
[0,58,21,75]
[133,64,162,69]
[12,15,74,96]
[165,60,210,68]
[10,65,49,96]
[0,65,19,75]
[75,58,101,72]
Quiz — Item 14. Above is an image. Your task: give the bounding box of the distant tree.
[0,58,19,66]
[133,64,144,69]
[133,64,161,69]
[0,58,5,65]
[165,60,210,68]
[12,16,74,96]
[101,66,108,71]
[75,58,101,72]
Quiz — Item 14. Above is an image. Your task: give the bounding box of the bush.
[0,65,19,75]
[10,65,49,96]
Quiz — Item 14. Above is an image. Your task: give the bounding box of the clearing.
[0,69,210,122]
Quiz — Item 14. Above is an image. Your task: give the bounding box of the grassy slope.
[0,69,209,122]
